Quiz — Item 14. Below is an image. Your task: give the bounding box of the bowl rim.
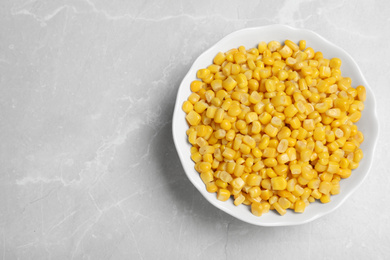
[172,24,379,226]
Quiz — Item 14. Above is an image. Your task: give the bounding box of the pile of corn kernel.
[182,39,366,216]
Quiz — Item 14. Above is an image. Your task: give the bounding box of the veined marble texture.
[1,0,389,259]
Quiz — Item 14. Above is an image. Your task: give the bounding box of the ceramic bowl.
[172,25,379,226]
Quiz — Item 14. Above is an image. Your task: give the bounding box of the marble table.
[1,0,390,259]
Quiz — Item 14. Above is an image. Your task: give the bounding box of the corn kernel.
[217,189,231,201]
[273,202,287,216]
[246,173,261,186]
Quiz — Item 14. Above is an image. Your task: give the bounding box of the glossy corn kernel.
[217,189,231,201]
[273,202,287,216]
[186,110,201,126]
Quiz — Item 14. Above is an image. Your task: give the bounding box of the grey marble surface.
[1,0,390,259]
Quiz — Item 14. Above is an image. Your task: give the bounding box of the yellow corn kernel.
[231,177,245,190]
[194,101,208,114]
[342,141,356,153]
[319,181,332,195]
[267,139,278,149]
[356,85,366,102]
[267,40,281,51]
[199,145,215,155]
[220,119,232,131]
[329,57,341,69]
[236,73,248,88]
[251,202,263,216]
[188,131,197,145]
[258,190,270,201]
[190,146,198,154]
[223,130,234,142]
[273,202,287,216]
[223,76,237,92]
[289,117,301,129]
[249,186,261,198]
[338,168,352,178]
[262,157,276,167]
[249,91,262,104]
[241,136,255,149]
[245,173,261,186]
[354,149,363,163]
[206,182,218,193]
[232,164,244,177]
[296,127,308,140]
[197,68,210,79]
[219,171,233,183]
[210,97,222,107]
[299,188,311,201]
[327,161,339,174]
[212,109,224,124]
[274,165,288,177]
[239,143,250,154]
[259,112,272,125]
[226,161,236,174]
[330,182,340,195]
[319,66,331,78]
[262,123,277,138]
[270,116,283,128]
[271,95,291,107]
[275,139,288,153]
[278,45,293,59]
[216,179,228,189]
[227,105,241,118]
[245,112,258,124]
[231,64,241,75]
[256,41,266,53]
[278,197,291,209]
[349,111,361,123]
[320,194,331,204]
[233,193,245,206]
[309,189,321,200]
[339,157,349,169]
[204,91,215,104]
[200,170,214,184]
[198,161,211,173]
[234,52,246,64]
[222,147,236,160]
[213,52,226,65]
[190,80,204,92]
[306,178,320,189]
[300,148,312,162]
[233,137,242,151]
[320,172,333,182]
[221,99,232,111]
[298,40,306,50]
[294,200,305,213]
[253,101,265,115]
[286,147,297,161]
[250,147,261,159]
[277,127,291,140]
[290,184,303,198]
[265,79,276,92]
[304,47,315,59]
[191,151,202,163]
[186,110,201,126]
[271,176,287,190]
[214,72,226,81]
[217,188,231,201]
[214,129,226,139]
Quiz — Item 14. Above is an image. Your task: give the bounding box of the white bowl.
[172,25,379,226]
